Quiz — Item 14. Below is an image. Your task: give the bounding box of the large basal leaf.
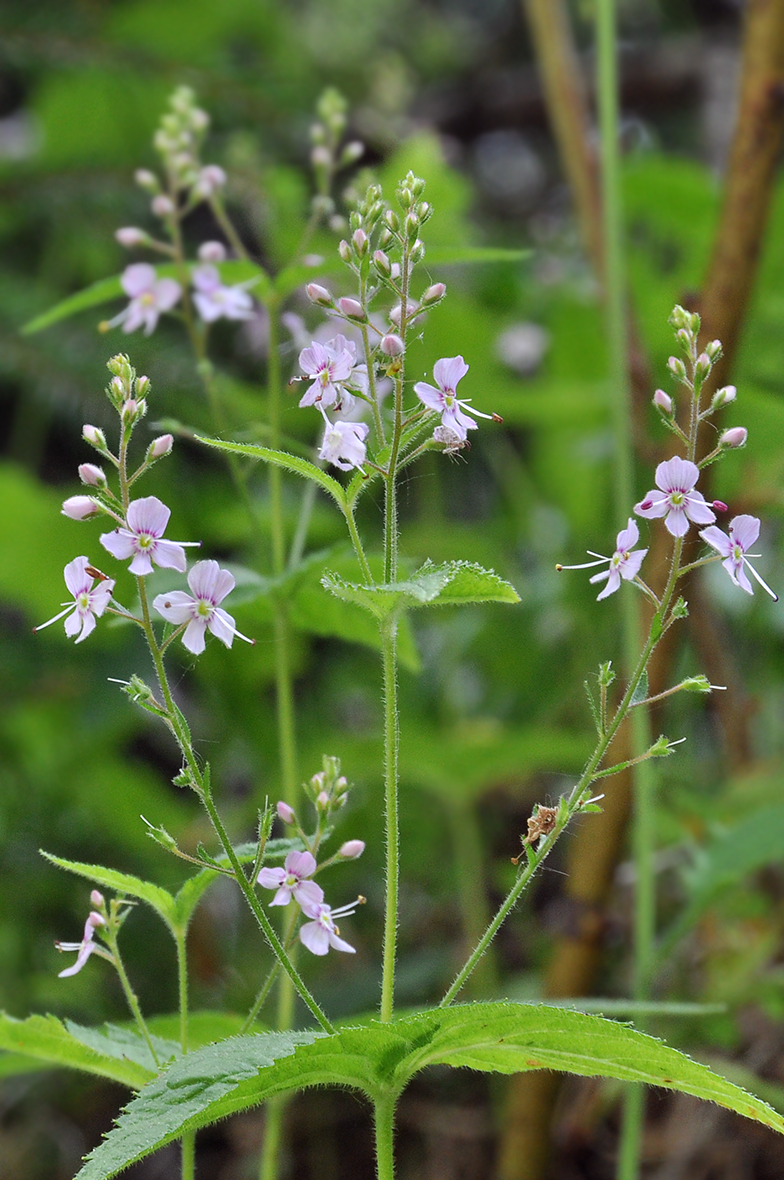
[197,437,347,510]
[75,1003,784,1178]
[0,1013,154,1090]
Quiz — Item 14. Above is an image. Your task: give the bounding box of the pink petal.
[182,618,208,654]
[682,493,716,526]
[207,608,236,647]
[728,558,753,594]
[192,265,221,294]
[299,921,330,955]
[615,518,639,551]
[193,292,222,323]
[100,529,136,561]
[75,612,97,644]
[153,590,196,625]
[152,539,188,572]
[293,880,324,910]
[188,560,225,601]
[257,867,286,889]
[730,514,760,552]
[664,507,689,538]
[413,381,445,412]
[433,355,469,393]
[327,930,356,954]
[270,885,293,907]
[127,496,171,538]
[634,493,668,520]
[153,278,182,312]
[285,850,317,878]
[699,525,731,557]
[64,609,82,638]
[596,567,621,601]
[63,556,91,598]
[620,549,647,581]
[655,455,699,494]
[121,263,156,298]
[128,551,155,576]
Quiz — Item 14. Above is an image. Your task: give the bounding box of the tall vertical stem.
[595,1,654,1175]
[380,619,400,1023]
[374,1092,398,1180]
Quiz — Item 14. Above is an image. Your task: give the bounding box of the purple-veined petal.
[127,496,171,538]
[682,492,716,526]
[634,492,669,520]
[664,506,689,538]
[327,930,356,954]
[270,885,294,907]
[699,525,732,558]
[655,455,699,494]
[730,514,760,552]
[207,608,236,647]
[615,518,639,551]
[285,850,317,878]
[293,880,324,910]
[128,551,155,576]
[257,867,286,890]
[413,381,445,412]
[63,556,92,598]
[187,560,227,602]
[151,539,188,572]
[153,590,196,625]
[433,355,469,392]
[620,548,647,582]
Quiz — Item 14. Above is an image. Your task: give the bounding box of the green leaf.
[322,560,519,621]
[630,670,649,707]
[42,851,179,930]
[421,560,520,605]
[65,1021,179,1074]
[197,437,347,510]
[0,1013,154,1090]
[21,261,271,335]
[75,1003,784,1178]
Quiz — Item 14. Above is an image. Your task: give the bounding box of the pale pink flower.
[299,897,359,956]
[35,556,115,644]
[699,515,778,600]
[104,264,182,335]
[298,337,357,410]
[338,840,365,860]
[277,801,295,825]
[100,496,197,576]
[557,519,648,601]
[55,910,105,977]
[257,850,323,909]
[634,456,716,537]
[152,559,253,654]
[318,416,369,472]
[191,264,255,322]
[62,495,100,520]
[414,357,492,442]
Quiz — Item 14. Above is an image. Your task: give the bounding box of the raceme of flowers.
[107,258,257,335]
[257,844,363,955]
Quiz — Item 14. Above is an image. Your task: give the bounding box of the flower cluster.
[258,760,366,956]
[558,306,777,604]
[36,356,255,654]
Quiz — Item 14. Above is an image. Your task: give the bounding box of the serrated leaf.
[420,560,520,605]
[75,1003,784,1178]
[197,437,347,510]
[630,670,649,706]
[21,261,271,335]
[65,1021,179,1073]
[42,851,178,931]
[322,560,519,620]
[0,1013,153,1090]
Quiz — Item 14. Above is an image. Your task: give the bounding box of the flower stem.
[380,618,400,1023]
[374,1092,398,1180]
[104,928,160,1068]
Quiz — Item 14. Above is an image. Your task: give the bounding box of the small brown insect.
[511,804,558,864]
[85,565,109,581]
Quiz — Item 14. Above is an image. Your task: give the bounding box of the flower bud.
[405,212,419,241]
[380,333,404,357]
[676,327,692,351]
[134,168,159,192]
[311,145,331,173]
[384,209,399,233]
[339,140,364,167]
[339,840,365,860]
[417,201,432,221]
[194,165,226,196]
[78,463,106,488]
[410,239,425,265]
[135,375,151,398]
[115,227,149,248]
[338,239,352,264]
[148,434,174,459]
[151,194,175,218]
[90,890,105,908]
[197,240,226,263]
[338,297,366,320]
[373,249,391,276]
[62,495,99,521]
[667,356,687,380]
[306,283,333,307]
[653,389,673,414]
[712,385,736,408]
[421,282,446,306]
[83,424,107,449]
[87,911,105,929]
[705,339,722,361]
[719,426,748,449]
[276,801,295,825]
[316,790,330,810]
[694,352,712,381]
[352,228,368,256]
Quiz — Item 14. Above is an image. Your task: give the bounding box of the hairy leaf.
[0,1013,154,1089]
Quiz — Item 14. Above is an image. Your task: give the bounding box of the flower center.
[77,592,91,610]
[670,491,685,507]
[137,533,153,550]
[196,599,213,618]
[732,543,744,562]
[139,292,155,307]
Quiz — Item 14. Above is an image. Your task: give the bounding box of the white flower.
[35,557,115,644]
[100,496,198,577]
[104,264,182,335]
[318,416,369,472]
[699,515,778,600]
[55,910,105,977]
[634,456,716,538]
[191,264,255,322]
[153,559,253,654]
[298,897,360,956]
[557,519,648,601]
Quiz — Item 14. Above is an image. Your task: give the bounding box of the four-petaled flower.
[298,337,357,410]
[152,559,253,654]
[257,850,324,910]
[634,456,715,537]
[414,356,492,442]
[557,518,648,600]
[699,515,778,600]
[100,496,198,576]
[35,556,115,644]
[298,897,360,956]
[105,264,182,335]
[319,416,369,472]
[55,910,106,978]
[191,264,255,322]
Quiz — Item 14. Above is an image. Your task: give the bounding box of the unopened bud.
[148,434,174,460]
[338,239,352,264]
[421,282,446,306]
[405,212,419,241]
[311,144,331,169]
[78,463,106,488]
[352,228,368,256]
[410,239,425,265]
[373,249,391,276]
[134,169,159,192]
[90,890,105,908]
[115,227,149,248]
[62,495,99,521]
[83,428,107,456]
[135,375,151,398]
[338,297,366,320]
[151,194,175,218]
[676,327,692,351]
[316,790,330,810]
[719,426,748,449]
[712,384,736,408]
[694,352,711,381]
[653,389,673,414]
[705,339,722,361]
[384,209,399,233]
[194,164,226,196]
[667,356,687,380]
[339,840,365,860]
[197,240,226,263]
[380,333,404,357]
[276,801,295,825]
[339,141,364,167]
[87,911,105,929]
[306,283,333,307]
[417,201,432,221]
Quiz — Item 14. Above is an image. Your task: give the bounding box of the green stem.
[374,1092,398,1180]
[343,504,374,585]
[176,931,189,1053]
[380,619,400,1023]
[106,930,160,1068]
